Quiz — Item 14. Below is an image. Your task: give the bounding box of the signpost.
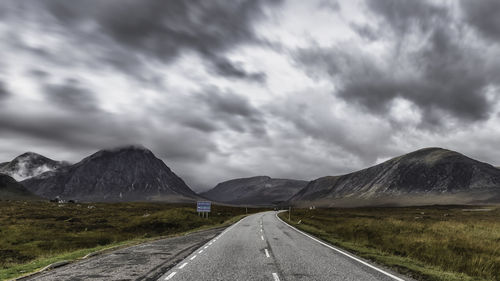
[197,201,211,218]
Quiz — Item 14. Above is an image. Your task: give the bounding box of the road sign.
[197,201,211,212]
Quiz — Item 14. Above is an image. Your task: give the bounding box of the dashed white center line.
[198,250,204,254]
[261,235,264,241]
[190,255,197,260]
[178,262,188,269]
[265,248,270,258]
[209,242,213,245]
[272,272,280,281]
[204,246,208,249]
[164,271,177,280]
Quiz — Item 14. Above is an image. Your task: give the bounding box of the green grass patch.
[0,201,264,280]
[279,206,500,281]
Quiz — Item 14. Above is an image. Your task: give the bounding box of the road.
[24,227,224,281]
[158,211,410,281]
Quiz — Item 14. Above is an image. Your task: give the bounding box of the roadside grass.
[0,201,262,280]
[279,206,500,281]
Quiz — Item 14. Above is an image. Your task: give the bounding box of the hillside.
[202,176,307,205]
[22,146,199,202]
[290,148,500,207]
[0,173,40,200]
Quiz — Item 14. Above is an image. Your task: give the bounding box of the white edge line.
[275,212,406,281]
[272,272,280,281]
[165,271,177,280]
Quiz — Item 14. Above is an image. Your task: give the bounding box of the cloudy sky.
[0,0,499,191]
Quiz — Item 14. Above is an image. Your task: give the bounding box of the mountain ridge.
[289,147,500,207]
[0,152,68,181]
[202,175,308,205]
[22,145,199,202]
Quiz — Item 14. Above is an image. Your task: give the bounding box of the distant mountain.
[0,173,40,200]
[202,176,308,205]
[0,152,68,181]
[22,146,199,202]
[290,148,500,207]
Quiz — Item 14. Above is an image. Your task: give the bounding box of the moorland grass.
[0,201,262,280]
[279,206,500,281]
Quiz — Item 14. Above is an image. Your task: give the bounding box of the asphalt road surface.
[158,211,410,281]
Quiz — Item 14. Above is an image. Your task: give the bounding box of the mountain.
[202,176,308,205]
[0,173,40,200]
[290,148,500,207]
[22,145,199,202]
[0,152,67,181]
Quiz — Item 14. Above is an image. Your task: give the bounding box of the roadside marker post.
[197,201,211,219]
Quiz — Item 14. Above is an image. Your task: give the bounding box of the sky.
[0,0,499,192]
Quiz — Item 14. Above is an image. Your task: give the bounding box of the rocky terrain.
[290,148,500,207]
[0,152,67,181]
[22,146,199,202]
[202,176,307,205]
[0,173,39,200]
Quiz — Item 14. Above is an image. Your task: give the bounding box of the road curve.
[158,211,411,281]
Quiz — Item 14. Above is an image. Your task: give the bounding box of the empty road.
[158,211,410,281]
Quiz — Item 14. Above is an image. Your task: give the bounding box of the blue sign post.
[197,201,211,218]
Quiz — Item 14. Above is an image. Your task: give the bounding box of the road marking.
[261,235,264,241]
[165,271,177,280]
[204,246,208,249]
[265,248,270,258]
[272,272,280,281]
[209,242,213,245]
[260,229,262,232]
[178,262,188,269]
[190,255,197,260]
[198,250,204,254]
[276,212,405,281]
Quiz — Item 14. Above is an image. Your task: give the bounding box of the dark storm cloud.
[366,0,447,34]
[22,0,279,82]
[210,56,266,83]
[297,0,500,127]
[43,81,98,112]
[460,0,500,41]
[194,87,267,135]
[28,69,50,80]
[0,81,8,100]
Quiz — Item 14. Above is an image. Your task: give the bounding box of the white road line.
[204,246,208,249]
[190,255,197,260]
[198,250,204,254]
[164,271,177,280]
[209,242,213,245]
[178,262,188,269]
[272,272,280,281]
[260,229,262,232]
[275,212,406,281]
[261,235,264,241]
[265,248,270,258]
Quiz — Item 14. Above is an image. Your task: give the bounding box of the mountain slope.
[0,173,40,200]
[22,146,198,202]
[290,148,500,207]
[202,176,308,205]
[0,152,67,181]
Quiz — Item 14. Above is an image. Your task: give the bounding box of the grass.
[279,206,500,281]
[0,201,264,280]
